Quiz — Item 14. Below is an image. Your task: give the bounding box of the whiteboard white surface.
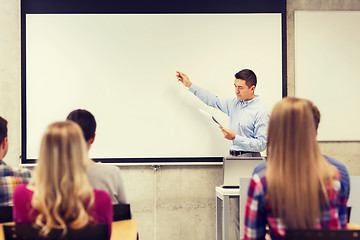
[295,11,360,141]
[25,14,282,159]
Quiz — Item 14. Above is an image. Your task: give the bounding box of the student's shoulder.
[250,162,267,190]
[324,155,350,198]
[88,162,121,173]
[0,164,31,177]
[13,184,34,203]
[252,161,267,176]
[16,168,32,178]
[14,184,28,192]
[93,189,112,206]
[324,155,349,177]
[324,155,346,167]
[0,163,14,175]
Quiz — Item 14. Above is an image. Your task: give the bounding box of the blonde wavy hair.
[32,121,94,236]
[266,97,338,229]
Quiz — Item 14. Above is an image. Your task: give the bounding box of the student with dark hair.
[245,98,348,240]
[67,109,126,204]
[66,109,96,143]
[0,116,31,206]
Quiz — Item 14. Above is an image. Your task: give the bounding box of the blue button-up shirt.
[189,84,270,152]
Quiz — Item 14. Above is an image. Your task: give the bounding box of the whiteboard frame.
[20,0,287,164]
[295,11,360,142]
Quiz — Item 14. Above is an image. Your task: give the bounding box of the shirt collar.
[240,95,259,106]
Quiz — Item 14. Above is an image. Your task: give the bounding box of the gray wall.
[1,0,360,239]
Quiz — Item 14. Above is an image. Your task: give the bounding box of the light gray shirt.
[87,163,126,204]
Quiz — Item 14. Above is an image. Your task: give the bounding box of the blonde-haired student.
[12,121,113,238]
[244,97,348,240]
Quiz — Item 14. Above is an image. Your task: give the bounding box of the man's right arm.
[176,71,192,88]
[176,71,230,115]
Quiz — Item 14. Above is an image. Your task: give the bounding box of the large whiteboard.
[295,11,360,141]
[25,14,283,160]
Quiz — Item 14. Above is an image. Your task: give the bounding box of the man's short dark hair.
[0,116,8,145]
[66,109,96,142]
[234,69,257,88]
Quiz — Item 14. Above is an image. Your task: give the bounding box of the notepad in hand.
[199,108,222,127]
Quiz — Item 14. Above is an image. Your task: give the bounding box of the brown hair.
[266,97,337,228]
[66,109,96,142]
[306,99,321,131]
[234,69,257,88]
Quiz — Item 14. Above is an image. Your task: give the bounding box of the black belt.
[229,150,259,156]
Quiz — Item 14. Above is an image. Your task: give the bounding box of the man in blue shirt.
[176,69,270,157]
[177,69,270,239]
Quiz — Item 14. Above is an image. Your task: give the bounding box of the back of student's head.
[66,109,96,142]
[0,116,8,144]
[306,99,321,131]
[267,97,318,157]
[266,97,337,229]
[234,69,257,88]
[33,121,94,236]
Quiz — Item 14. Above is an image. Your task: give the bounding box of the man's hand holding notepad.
[198,108,222,127]
[199,108,236,140]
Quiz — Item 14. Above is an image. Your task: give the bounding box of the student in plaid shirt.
[244,98,348,240]
[0,116,31,206]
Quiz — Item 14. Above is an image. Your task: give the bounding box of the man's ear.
[89,134,96,145]
[0,137,7,149]
[250,85,256,92]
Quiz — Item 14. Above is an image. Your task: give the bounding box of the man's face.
[234,79,255,102]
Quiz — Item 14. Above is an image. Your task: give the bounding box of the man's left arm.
[221,111,269,152]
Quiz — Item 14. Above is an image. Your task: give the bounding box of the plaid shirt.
[244,164,348,240]
[0,160,31,206]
